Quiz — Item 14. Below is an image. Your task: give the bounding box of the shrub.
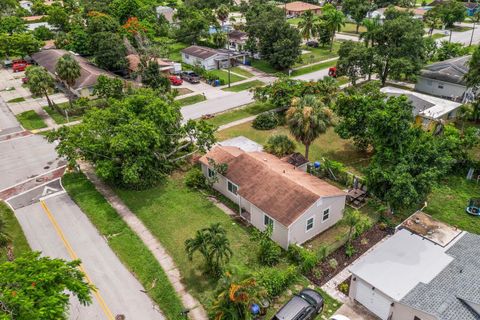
[252,111,279,130]
[185,167,207,189]
[251,225,282,266]
[256,266,298,298]
[287,245,319,273]
[345,243,356,258]
[264,135,296,157]
[338,282,349,295]
[317,245,329,262]
[328,258,338,270]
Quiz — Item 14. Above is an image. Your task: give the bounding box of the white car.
[330,316,351,320]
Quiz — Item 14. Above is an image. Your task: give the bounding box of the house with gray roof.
[348,212,480,320]
[414,55,471,101]
[181,45,247,70]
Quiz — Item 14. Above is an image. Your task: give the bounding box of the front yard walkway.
[78,162,208,320]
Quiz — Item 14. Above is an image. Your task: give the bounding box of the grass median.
[16,110,47,130]
[0,201,31,263]
[177,94,206,106]
[62,172,185,320]
[222,80,264,92]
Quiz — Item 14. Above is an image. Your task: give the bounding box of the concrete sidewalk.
[79,162,208,320]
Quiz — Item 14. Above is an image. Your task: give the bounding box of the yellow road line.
[40,200,115,320]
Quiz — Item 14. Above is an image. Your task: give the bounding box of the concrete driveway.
[333,300,380,320]
[9,183,164,320]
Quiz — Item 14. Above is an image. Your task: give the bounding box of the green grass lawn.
[7,97,26,103]
[62,173,185,320]
[250,59,281,74]
[295,43,340,68]
[43,106,83,124]
[291,60,338,77]
[0,201,31,263]
[448,25,472,32]
[216,123,370,174]
[430,33,447,40]
[424,175,480,234]
[16,110,47,130]
[340,22,367,34]
[210,69,246,84]
[206,102,277,127]
[287,17,302,26]
[177,94,206,106]
[230,66,254,78]
[222,80,264,92]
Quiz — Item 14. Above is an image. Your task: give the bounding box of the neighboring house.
[226,30,248,52]
[199,145,346,249]
[26,21,54,31]
[19,0,33,12]
[368,6,427,20]
[279,1,322,17]
[31,49,115,97]
[381,86,462,129]
[349,211,480,320]
[181,45,247,70]
[156,6,175,23]
[125,54,180,79]
[414,55,471,101]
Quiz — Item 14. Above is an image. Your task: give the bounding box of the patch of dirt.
[308,224,391,286]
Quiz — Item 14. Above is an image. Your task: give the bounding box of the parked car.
[180,71,200,84]
[271,289,324,320]
[12,61,30,73]
[306,40,319,48]
[168,75,183,86]
[328,67,337,78]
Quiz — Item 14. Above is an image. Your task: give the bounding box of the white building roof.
[349,229,458,301]
[381,86,462,119]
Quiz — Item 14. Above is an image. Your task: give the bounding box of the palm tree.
[185,223,232,276]
[286,95,334,159]
[25,66,56,109]
[298,10,317,42]
[216,4,230,28]
[323,6,346,51]
[55,53,81,109]
[360,17,381,47]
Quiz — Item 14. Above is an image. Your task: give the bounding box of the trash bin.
[214,79,221,87]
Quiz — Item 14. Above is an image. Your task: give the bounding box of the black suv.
[180,71,201,84]
[272,289,324,320]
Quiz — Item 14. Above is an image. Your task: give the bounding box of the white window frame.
[227,180,238,195]
[264,214,274,229]
[207,167,215,178]
[306,217,314,232]
[322,207,330,222]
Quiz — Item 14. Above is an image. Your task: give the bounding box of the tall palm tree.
[25,66,56,109]
[323,6,346,51]
[55,53,81,109]
[286,95,334,159]
[185,223,232,276]
[360,17,381,47]
[298,10,317,41]
[216,4,230,28]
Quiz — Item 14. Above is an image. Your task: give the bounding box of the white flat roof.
[349,229,458,301]
[218,136,263,152]
[381,86,461,119]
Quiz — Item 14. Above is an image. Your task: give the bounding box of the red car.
[13,61,30,73]
[328,67,337,78]
[169,75,183,86]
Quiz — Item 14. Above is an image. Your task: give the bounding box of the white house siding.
[415,76,466,100]
[391,303,436,320]
[181,53,218,70]
[288,195,346,246]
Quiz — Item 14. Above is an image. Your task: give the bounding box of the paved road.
[292,67,330,82]
[9,183,164,320]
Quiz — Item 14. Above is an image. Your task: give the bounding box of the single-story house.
[181,45,247,70]
[31,49,115,97]
[368,6,427,20]
[279,1,322,17]
[414,55,471,102]
[199,145,346,249]
[349,212,479,320]
[381,86,462,129]
[156,6,175,23]
[226,30,248,52]
[126,54,179,74]
[19,0,33,12]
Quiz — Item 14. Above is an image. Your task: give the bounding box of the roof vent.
[263,158,267,162]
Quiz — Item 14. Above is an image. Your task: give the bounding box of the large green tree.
[174,5,215,44]
[0,33,42,58]
[185,223,232,277]
[139,59,171,92]
[465,46,480,90]
[436,0,466,28]
[89,32,127,73]
[298,10,318,41]
[342,0,372,34]
[0,252,93,320]
[336,41,372,85]
[286,95,334,159]
[47,89,216,189]
[322,4,346,51]
[25,66,56,108]
[93,75,124,100]
[56,53,81,108]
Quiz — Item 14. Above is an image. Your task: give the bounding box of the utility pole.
[470,21,476,46]
[228,52,232,88]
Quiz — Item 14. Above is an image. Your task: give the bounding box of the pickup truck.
[180,71,200,84]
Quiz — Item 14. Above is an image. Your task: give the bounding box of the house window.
[438,84,444,89]
[227,181,238,195]
[264,215,274,228]
[322,208,330,222]
[414,317,422,320]
[207,168,215,178]
[184,54,189,59]
[306,217,314,231]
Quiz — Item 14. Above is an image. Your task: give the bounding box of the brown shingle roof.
[280,1,322,12]
[200,146,345,227]
[181,45,220,60]
[32,49,114,90]
[125,54,174,72]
